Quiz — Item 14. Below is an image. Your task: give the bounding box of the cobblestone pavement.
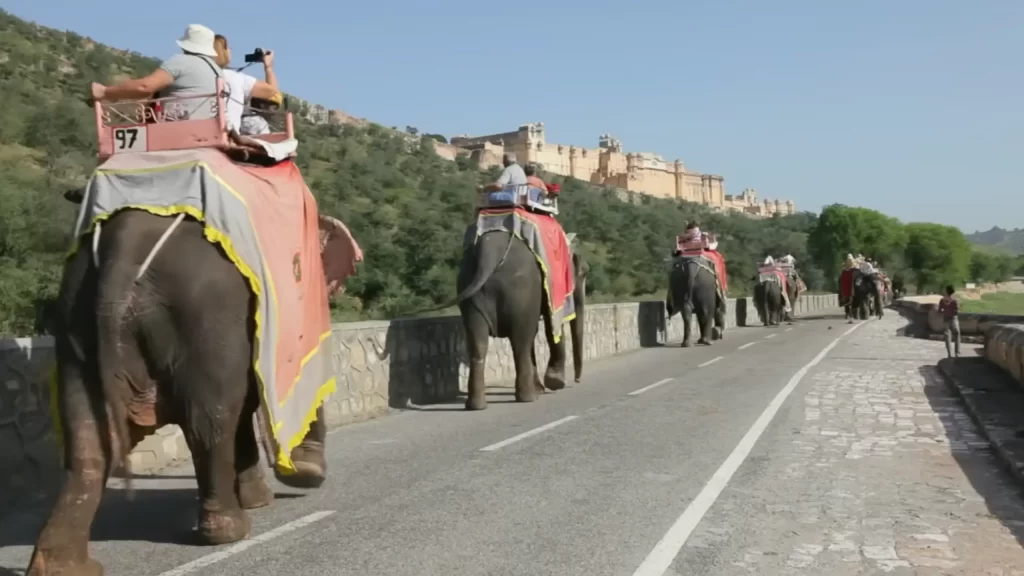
[673,315,1024,575]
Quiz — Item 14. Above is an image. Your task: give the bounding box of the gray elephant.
[667,254,726,346]
[26,209,330,576]
[753,275,786,326]
[851,270,885,320]
[456,228,587,410]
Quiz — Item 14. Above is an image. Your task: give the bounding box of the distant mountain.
[966,227,1024,256]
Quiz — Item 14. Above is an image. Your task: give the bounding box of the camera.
[244,47,267,64]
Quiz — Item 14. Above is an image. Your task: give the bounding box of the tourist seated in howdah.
[86,23,295,169]
[673,221,718,256]
[476,154,559,216]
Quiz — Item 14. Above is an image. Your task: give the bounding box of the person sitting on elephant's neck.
[478,153,527,193]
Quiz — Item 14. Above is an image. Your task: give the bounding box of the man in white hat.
[91,24,223,120]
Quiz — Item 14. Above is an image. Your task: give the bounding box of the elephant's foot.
[697,338,712,346]
[712,327,723,340]
[275,441,326,489]
[465,395,488,410]
[27,554,105,576]
[514,387,539,403]
[237,474,274,510]
[198,506,251,546]
[681,340,692,348]
[543,367,567,391]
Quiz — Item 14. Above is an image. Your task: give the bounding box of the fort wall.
[287,98,796,217]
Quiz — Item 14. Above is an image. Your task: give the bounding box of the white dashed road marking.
[698,356,724,368]
[629,378,675,396]
[156,511,336,576]
[764,333,778,339]
[479,415,579,452]
[737,342,757,350]
[630,321,865,576]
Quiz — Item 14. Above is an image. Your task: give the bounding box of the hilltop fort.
[291,100,795,217]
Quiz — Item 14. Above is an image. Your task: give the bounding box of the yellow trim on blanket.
[52,159,334,477]
[277,330,336,407]
[476,209,576,344]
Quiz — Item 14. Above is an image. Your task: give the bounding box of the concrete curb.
[937,357,1024,489]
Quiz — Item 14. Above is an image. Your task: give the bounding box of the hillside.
[0,10,1019,337]
[967,227,1024,256]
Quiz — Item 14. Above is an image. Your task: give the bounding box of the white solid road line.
[630,320,866,576]
[479,415,579,452]
[737,342,757,350]
[155,511,336,576]
[629,378,675,396]
[697,356,724,368]
[764,333,778,339]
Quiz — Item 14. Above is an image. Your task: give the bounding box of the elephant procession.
[838,253,893,321]
[24,74,888,576]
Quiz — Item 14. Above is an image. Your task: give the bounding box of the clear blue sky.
[8,0,1021,233]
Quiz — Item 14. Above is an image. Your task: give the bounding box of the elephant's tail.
[414,231,515,316]
[94,211,169,497]
[94,233,143,496]
[682,259,699,305]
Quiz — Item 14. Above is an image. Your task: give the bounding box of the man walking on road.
[938,284,961,357]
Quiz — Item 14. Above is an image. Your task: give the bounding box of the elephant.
[667,255,726,346]
[456,229,587,411]
[851,270,885,321]
[892,275,906,300]
[753,276,785,326]
[27,210,329,576]
[753,269,802,326]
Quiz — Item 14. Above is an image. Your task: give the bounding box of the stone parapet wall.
[894,298,1024,336]
[0,294,839,517]
[985,324,1024,384]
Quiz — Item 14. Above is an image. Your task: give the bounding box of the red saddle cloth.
[839,268,856,300]
[681,249,728,293]
[480,207,574,316]
[759,266,788,295]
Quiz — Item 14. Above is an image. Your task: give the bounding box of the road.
[3,312,1024,576]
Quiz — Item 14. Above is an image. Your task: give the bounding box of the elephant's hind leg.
[511,327,541,403]
[540,310,567,391]
[462,309,490,411]
[179,344,253,544]
[235,387,274,508]
[27,353,108,576]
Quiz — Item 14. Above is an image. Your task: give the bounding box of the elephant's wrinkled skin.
[27,210,328,576]
[457,230,587,411]
[667,256,725,346]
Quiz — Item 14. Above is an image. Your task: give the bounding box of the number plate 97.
[111,126,147,153]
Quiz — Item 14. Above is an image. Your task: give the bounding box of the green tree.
[808,204,907,288]
[904,223,972,293]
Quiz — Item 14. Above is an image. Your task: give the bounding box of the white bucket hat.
[175,24,218,57]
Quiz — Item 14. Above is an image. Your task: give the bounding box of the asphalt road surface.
[3,312,1024,576]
